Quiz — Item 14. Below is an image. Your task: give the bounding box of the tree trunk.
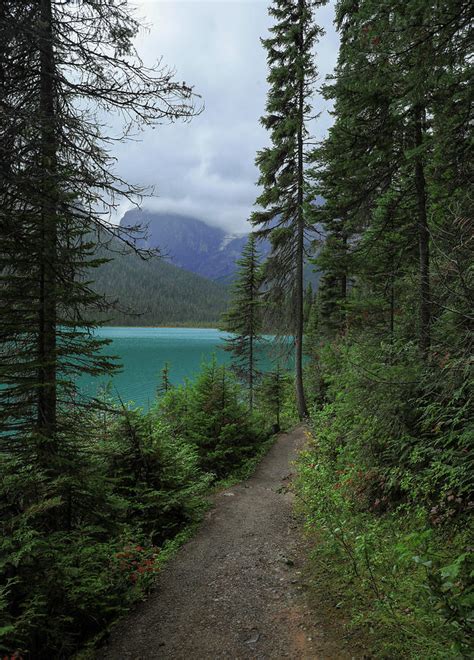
[340,229,347,332]
[388,200,395,343]
[249,332,254,413]
[295,0,308,420]
[414,104,431,357]
[249,239,255,413]
[37,0,58,440]
[389,274,395,339]
[276,370,281,431]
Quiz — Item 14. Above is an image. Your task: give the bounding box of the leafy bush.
[255,368,297,432]
[0,405,210,656]
[0,357,272,657]
[296,431,473,658]
[161,359,265,478]
[105,409,211,543]
[296,337,473,658]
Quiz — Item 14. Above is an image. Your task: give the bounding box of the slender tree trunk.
[389,274,395,339]
[295,0,308,420]
[249,243,255,413]
[276,370,280,430]
[340,258,347,300]
[37,0,58,440]
[388,201,395,344]
[340,230,347,332]
[413,104,431,357]
[249,332,254,413]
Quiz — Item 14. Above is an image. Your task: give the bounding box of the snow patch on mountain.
[219,233,245,251]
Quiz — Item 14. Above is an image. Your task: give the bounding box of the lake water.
[80,327,291,409]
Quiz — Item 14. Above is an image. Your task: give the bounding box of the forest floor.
[102,425,368,659]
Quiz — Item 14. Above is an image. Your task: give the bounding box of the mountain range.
[119,209,269,283]
[91,210,322,326]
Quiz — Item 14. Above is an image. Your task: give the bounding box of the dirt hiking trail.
[102,425,364,659]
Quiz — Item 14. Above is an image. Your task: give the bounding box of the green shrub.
[255,368,298,432]
[296,429,473,658]
[296,336,473,658]
[105,409,211,543]
[0,402,210,656]
[0,443,128,657]
[161,359,265,478]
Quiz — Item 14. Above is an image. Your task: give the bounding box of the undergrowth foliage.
[0,359,273,657]
[160,359,265,479]
[296,339,473,659]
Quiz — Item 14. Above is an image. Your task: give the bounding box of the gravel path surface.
[102,425,357,659]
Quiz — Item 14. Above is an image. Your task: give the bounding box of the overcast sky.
[112,0,339,233]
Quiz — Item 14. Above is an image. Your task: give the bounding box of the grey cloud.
[111,1,339,232]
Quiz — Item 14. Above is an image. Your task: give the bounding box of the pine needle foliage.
[0,0,198,446]
[220,234,263,411]
[298,2,473,656]
[160,359,265,479]
[251,0,327,419]
[0,1,199,655]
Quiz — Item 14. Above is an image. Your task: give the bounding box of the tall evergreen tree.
[220,234,262,411]
[309,0,404,340]
[167,359,261,478]
[0,3,198,650]
[0,1,197,452]
[252,0,326,419]
[311,0,448,353]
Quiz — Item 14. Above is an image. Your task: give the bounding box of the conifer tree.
[0,0,198,563]
[157,363,173,397]
[309,0,402,340]
[174,359,260,478]
[303,282,314,325]
[0,1,197,453]
[258,364,288,432]
[0,4,198,649]
[395,0,472,356]
[252,0,326,419]
[312,1,436,352]
[312,0,472,355]
[426,0,473,353]
[220,234,263,411]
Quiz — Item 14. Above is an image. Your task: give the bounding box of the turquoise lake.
[80,327,291,408]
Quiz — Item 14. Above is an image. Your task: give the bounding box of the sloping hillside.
[92,245,229,326]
